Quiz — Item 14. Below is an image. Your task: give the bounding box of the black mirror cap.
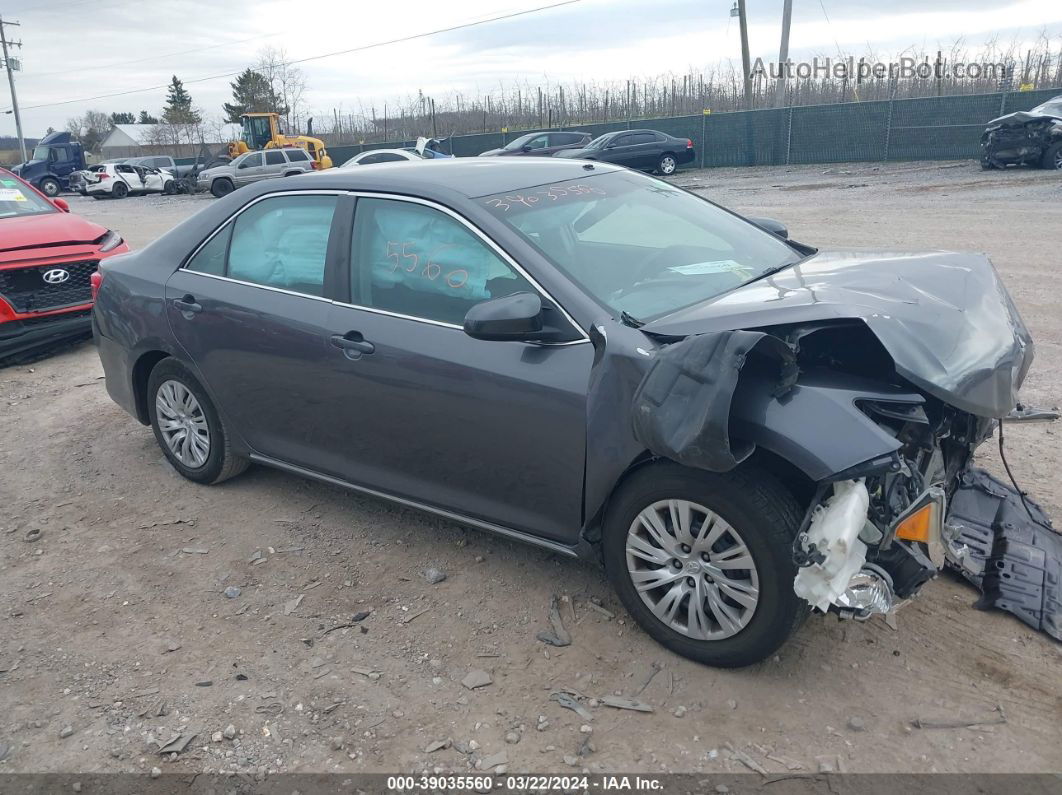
[747,216,789,240]
[464,292,545,341]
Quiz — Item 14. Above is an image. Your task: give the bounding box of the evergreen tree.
[137,110,159,124]
[223,68,287,123]
[162,76,201,125]
[109,111,136,125]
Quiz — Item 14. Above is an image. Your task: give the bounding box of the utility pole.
[0,15,26,164]
[736,0,753,108]
[775,0,793,107]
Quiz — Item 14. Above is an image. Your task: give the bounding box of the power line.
[1,0,583,113]
[29,32,283,79]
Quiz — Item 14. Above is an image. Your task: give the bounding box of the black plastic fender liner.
[946,468,1061,641]
[630,330,798,473]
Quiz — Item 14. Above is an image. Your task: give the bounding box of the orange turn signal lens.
[894,503,933,542]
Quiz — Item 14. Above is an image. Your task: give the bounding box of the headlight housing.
[97,230,124,253]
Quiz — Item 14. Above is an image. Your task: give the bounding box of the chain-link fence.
[324,87,1061,169]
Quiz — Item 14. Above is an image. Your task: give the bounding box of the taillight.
[98,173,110,180]
[311,160,320,170]
[686,138,694,149]
[90,270,104,301]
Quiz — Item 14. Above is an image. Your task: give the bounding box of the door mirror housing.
[521,144,533,152]
[747,216,789,240]
[464,293,545,341]
[52,198,70,213]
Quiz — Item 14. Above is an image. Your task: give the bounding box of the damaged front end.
[633,250,1060,639]
[980,111,1062,169]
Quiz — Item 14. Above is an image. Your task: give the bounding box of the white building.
[100,123,243,158]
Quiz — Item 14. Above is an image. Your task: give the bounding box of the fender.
[729,370,924,482]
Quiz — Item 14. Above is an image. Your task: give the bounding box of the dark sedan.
[94,159,1048,666]
[478,130,591,157]
[554,129,695,174]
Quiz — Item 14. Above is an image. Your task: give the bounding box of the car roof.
[254,158,625,199]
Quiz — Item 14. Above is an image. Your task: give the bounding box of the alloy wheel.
[625,499,760,640]
[660,156,677,174]
[1055,149,1062,170]
[155,380,211,468]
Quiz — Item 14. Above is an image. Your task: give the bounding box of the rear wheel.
[38,177,61,197]
[112,181,129,199]
[1041,142,1062,170]
[656,154,678,175]
[602,462,807,667]
[147,358,249,485]
[210,178,234,198]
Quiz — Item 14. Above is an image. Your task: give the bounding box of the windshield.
[0,175,56,219]
[480,171,802,321]
[502,133,536,151]
[1030,99,1062,118]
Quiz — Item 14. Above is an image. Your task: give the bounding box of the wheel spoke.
[630,566,686,593]
[714,577,759,609]
[626,534,672,566]
[704,581,742,635]
[650,581,687,625]
[686,577,712,639]
[712,543,754,571]
[637,507,677,554]
[668,500,695,546]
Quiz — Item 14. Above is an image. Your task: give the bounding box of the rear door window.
[185,195,338,296]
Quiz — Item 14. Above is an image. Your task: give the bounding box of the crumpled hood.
[985,111,1062,129]
[0,212,107,254]
[642,250,1033,418]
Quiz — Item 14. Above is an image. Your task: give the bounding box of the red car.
[0,167,129,363]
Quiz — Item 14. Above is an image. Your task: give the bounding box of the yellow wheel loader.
[228,113,333,170]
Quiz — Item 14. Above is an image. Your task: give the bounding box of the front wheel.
[163,180,177,195]
[1041,142,1062,170]
[210,179,234,198]
[602,462,807,667]
[38,177,61,197]
[147,358,249,485]
[656,154,678,175]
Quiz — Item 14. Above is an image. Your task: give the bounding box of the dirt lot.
[1,161,1060,779]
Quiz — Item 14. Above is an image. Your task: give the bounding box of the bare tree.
[256,46,307,133]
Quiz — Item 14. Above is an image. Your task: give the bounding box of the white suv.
[81,162,177,199]
[198,148,316,198]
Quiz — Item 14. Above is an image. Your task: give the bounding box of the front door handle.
[330,332,375,357]
[172,295,202,314]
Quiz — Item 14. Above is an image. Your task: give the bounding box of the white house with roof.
[100,123,242,158]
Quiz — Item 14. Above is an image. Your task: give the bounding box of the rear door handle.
[172,295,202,314]
[330,332,375,356]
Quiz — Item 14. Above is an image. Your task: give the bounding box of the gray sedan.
[92,159,1043,666]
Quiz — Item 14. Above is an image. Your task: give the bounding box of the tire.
[163,180,177,195]
[147,358,249,485]
[1041,141,1062,171]
[602,461,807,668]
[210,178,234,198]
[38,177,61,197]
[112,181,129,199]
[656,154,678,176]
[92,195,105,200]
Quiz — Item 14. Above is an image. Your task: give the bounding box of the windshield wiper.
[621,311,645,328]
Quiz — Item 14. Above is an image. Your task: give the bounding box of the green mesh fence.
[324,88,1060,169]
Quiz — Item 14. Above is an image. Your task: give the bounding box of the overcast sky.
[3,0,1061,137]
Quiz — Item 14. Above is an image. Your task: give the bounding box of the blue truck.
[9,131,86,197]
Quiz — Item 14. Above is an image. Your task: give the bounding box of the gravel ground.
[1,160,1060,779]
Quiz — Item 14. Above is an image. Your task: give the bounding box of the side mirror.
[52,198,70,213]
[747,216,789,239]
[521,144,533,152]
[464,292,544,341]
